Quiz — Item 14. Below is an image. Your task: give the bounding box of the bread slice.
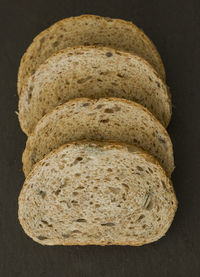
[19,46,171,135]
[19,141,177,246]
[22,98,174,177]
[18,14,165,95]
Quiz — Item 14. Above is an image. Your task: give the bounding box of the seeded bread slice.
[19,46,171,135]
[18,14,165,95]
[19,141,177,246]
[23,98,174,177]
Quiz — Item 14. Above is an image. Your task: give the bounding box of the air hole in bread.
[77,76,92,83]
[101,222,115,226]
[60,200,67,204]
[148,167,153,173]
[54,189,61,196]
[96,104,104,109]
[158,137,166,144]
[39,37,45,44]
[106,52,113,57]
[156,81,161,88]
[71,200,78,204]
[76,186,84,190]
[117,73,124,78]
[74,173,81,178]
[30,69,35,75]
[53,41,59,47]
[73,157,83,165]
[31,151,36,164]
[62,234,70,238]
[27,91,32,102]
[104,108,114,113]
[37,236,48,240]
[161,180,166,189]
[76,218,87,222]
[137,215,145,221]
[72,230,81,233]
[109,187,120,194]
[41,220,53,227]
[100,119,109,123]
[143,193,153,210]
[122,183,129,190]
[82,103,90,107]
[39,190,46,199]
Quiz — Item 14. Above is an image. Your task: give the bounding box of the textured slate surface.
[0,0,200,276]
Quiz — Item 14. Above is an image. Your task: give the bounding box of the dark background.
[1,0,200,276]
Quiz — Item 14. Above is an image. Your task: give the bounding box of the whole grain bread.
[22,98,174,177]
[19,46,171,135]
[18,14,165,95]
[19,141,177,246]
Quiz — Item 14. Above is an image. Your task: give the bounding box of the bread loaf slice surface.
[23,98,174,176]
[19,141,177,246]
[19,46,171,135]
[18,14,165,95]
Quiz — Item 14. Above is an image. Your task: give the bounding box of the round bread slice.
[18,14,165,95]
[19,141,177,246]
[19,46,171,135]
[22,98,174,177]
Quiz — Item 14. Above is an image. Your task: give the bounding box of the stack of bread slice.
[17,15,177,246]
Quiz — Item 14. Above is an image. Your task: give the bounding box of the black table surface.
[1,0,200,276]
